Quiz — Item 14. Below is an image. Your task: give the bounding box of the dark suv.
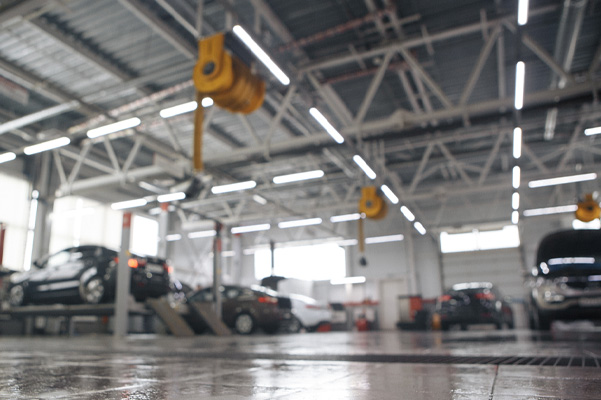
[527,230,601,330]
[186,285,292,334]
[8,245,171,306]
[436,282,514,330]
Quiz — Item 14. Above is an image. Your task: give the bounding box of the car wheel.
[287,316,302,333]
[495,321,503,330]
[234,313,255,335]
[8,285,25,307]
[535,312,551,330]
[80,277,105,304]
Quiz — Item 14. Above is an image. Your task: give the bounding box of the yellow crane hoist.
[192,32,265,172]
[357,187,388,266]
[576,193,601,222]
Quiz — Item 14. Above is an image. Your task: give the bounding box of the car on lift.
[185,285,292,334]
[526,229,601,330]
[8,245,172,306]
[286,294,332,333]
[436,282,514,330]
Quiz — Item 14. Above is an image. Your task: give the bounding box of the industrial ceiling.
[1,0,601,239]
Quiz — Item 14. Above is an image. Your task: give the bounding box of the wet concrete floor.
[0,329,600,399]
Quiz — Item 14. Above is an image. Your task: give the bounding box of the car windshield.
[537,230,601,276]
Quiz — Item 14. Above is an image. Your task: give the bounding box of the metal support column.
[114,212,132,337]
[270,240,275,276]
[157,203,169,258]
[404,225,419,295]
[212,222,222,319]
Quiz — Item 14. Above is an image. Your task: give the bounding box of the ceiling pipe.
[544,0,588,141]
[0,101,80,136]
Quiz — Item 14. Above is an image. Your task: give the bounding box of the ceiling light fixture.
[188,230,216,239]
[512,166,521,189]
[585,126,601,136]
[111,198,148,210]
[353,155,377,180]
[513,127,522,159]
[400,206,416,222]
[23,137,70,155]
[159,101,197,118]
[232,25,290,85]
[201,97,213,107]
[273,170,324,184]
[512,192,520,210]
[528,173,597,188]
[231,223,271,234]
[518,0,529,26]
[380,184,399,204]
[309,107,345,144]
[514,61,525,110]
[0,152,16,164]
[330,276,366,285]
[414,221,427,235]
[252,194,267,205]
[337,239,359,246]
[157,192,186,203]
[211,180,257,194]
[330,213,361,223]
[523,204,578,217]
[512,211,520,224]
[365,234,404,244]
[165,234,182,241]
[86,117,141,138]
[278,218,322,229]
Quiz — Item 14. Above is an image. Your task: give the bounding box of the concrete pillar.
[114,212,132,337]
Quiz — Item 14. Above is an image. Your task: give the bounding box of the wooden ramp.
[146,298,195,337]
[188,303,231,336]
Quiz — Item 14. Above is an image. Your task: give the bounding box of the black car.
[185,285,292,334]
[527,230,601,330]
[436,282,514,330]
[8,245,171,306]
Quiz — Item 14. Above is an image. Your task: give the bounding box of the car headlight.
[541,289,565,303]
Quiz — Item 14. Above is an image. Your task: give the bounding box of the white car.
[287,294,332,333]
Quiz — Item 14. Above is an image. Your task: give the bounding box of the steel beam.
[0,101,80,135]
[400,48,452,109]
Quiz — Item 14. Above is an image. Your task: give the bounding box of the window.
[440,225,520,254]
[131,215,159,256]
[0,173,31,270]
[254,243,346,281]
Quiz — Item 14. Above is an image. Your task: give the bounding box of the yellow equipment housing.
[576,193,601,222]
[193,33,265,113]
[359,186,387,220]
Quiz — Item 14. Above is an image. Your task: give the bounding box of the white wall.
[0,172,31,270]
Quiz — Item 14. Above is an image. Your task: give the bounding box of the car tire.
[80,277,106,304]
[8,285,25,307]
[535,312,552,330]
[234,313,255,335]
[287,316,302,333]
[495,322,503,330]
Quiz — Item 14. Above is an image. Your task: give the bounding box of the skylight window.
[440,226,520,254]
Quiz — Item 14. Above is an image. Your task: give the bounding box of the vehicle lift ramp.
[187,302,231,336]
[145,298,195,337]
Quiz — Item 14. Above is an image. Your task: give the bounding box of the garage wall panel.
[0,173,30,270]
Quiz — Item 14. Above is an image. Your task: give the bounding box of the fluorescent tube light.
[353,155,376,180]
[523,205,577,217]
[330,276,366,285]
[278,218,322,229]
[512,211,520,224]
[231,223,271,234]
[221,250,236,258]
[400,206,415,222]
[157,192,186,203]
[166,234,182,241]
[337,239,358,246]
[585,126,601,136]
[512,192,520,210]
[111,198,148,210]
[201,97,213,107]
[309,107,345,144]
[380,184,399,204]
[232,25,290,85]
[86,117,141,138]
[273,170,324,184]
[330,213,361,223]
[518,0,529,26]
[253,194,267,205]
[512,166,521,189]
[188,230,216,239]
[159,101,197,118]
[528,173,597,188]
[365,234,404,244]
[211,180,256,194]
[0,152,16,164]
[24,137,70,155]
[514,62,525,110]
[513,127,522,159]
[414,221,427,235]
